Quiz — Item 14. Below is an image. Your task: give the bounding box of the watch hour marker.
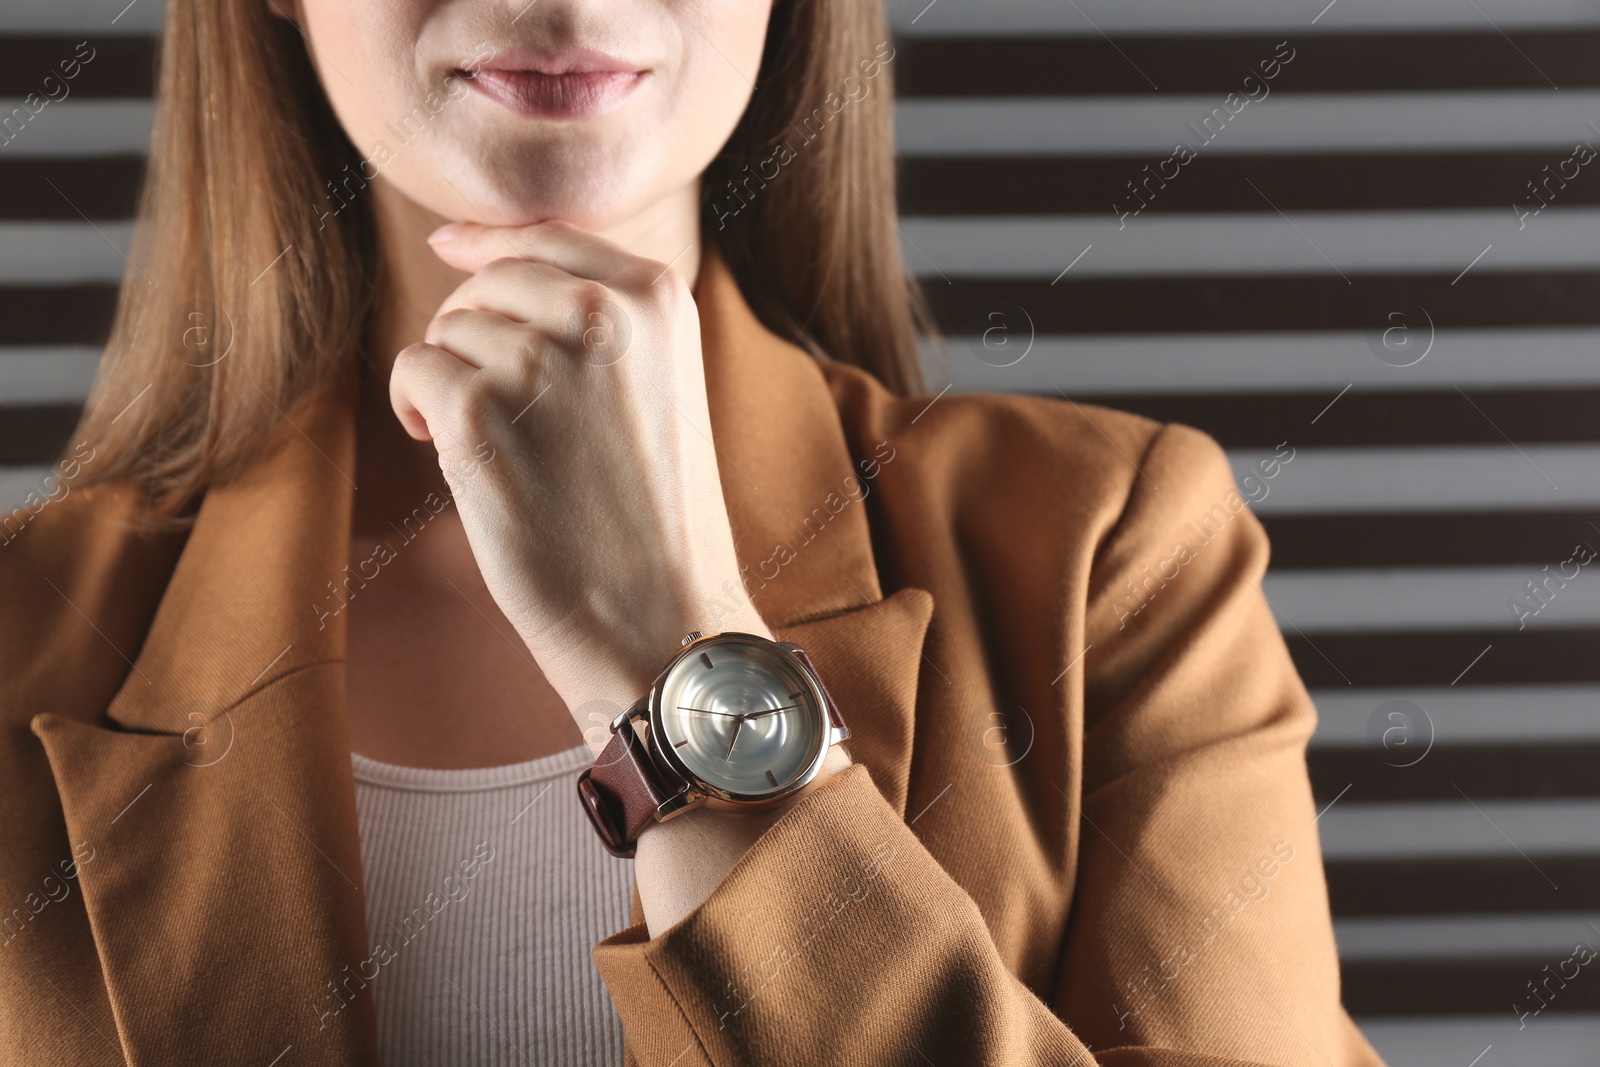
[765,769,779,786]
[674,740,690,748]
[700,653,715,670]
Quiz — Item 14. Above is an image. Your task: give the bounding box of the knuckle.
[571,279,613,315]
[424,307,473,343]
[642,264,689,309]
[482,256,534,283]
[391,341,436,378]
[393,341,431,366]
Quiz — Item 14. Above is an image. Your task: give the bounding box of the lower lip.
[462,69,643,119]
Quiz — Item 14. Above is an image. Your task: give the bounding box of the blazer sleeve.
[591,423,1385,1067]
[1051,424,1383,1066]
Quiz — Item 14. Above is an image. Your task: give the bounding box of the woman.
[0,0,1384,1064]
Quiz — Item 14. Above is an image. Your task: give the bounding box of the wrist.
[572,615,853,920]
[542,589,773,717]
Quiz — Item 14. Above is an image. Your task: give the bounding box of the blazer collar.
[33,238,932,1065]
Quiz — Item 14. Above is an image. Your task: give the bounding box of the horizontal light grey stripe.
[1260,566,1600,633]
[901,210,1599,278]
[1310,686,1600,746]
[5,449,1598,517]
[3,333,1593,409]
[0,467,53,514]
[1336,913,1600,961]
[889,0,1600,36]
[1230,446,1596,514]
[0,348,101,403]
[896,92,1600,155]
[24,212,1600,287]
[0,0,162,34]
[0,99,152,155]
[931,329,1600,396]
[17,209,1600,286]
[1359,1013,1600,1067]
[10,93,1598,160]
[1318,798,1600,859]
[0,222,136,283]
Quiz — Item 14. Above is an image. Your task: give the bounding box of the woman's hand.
[389,220,771,736]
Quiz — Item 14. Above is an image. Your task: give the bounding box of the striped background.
[4,0,1599,1063]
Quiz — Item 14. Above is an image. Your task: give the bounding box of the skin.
[271,0,851,936]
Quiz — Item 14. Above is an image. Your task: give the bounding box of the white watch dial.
[655,637,826,799]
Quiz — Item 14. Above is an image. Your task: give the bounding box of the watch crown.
[681,631,703,646]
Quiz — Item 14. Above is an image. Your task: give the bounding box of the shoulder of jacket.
[820,359,1234,524]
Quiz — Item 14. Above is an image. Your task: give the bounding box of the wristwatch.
[576,630,850,858]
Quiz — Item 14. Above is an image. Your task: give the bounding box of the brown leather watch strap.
[791,645,849,734]
[576,718,675,859]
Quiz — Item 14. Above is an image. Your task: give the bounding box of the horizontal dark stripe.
[1287,630,1600,688]
[0,404,77,466]
[1310,744,1600,803]
[1071,388,1600,450]
[1263,511,1600,570]
[26,275,1592,349]
[929,273,1600,334]
[1344,957,1599,1017]
[897,32,1600,97]
[2,30,1588,102]
[1327,855,1588,917]
[0,36,155,100]
[0,155,144,221]
[0,284,115,347]
[0,151,1581,221]
[900,152,1590,217]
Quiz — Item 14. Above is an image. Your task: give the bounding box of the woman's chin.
[404,164,651,236]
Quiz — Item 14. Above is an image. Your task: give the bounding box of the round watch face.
[653,636,827,800]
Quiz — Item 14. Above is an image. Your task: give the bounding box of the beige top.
[350,745,633,1066]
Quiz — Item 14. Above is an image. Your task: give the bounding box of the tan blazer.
[0,245,1384,1066]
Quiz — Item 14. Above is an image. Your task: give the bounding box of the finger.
[426,218,646,281]
[424,307,538,370]
[440,266,623,351]
[388,341,476,442]
[433,256,584,325]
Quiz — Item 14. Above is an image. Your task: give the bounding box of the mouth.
[458,49,646,119]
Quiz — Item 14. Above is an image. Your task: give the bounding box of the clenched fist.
[389,220,771,728]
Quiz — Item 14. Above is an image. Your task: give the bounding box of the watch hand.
[678,706,742,718]
[725,717,745,760]
[742,703,799,720]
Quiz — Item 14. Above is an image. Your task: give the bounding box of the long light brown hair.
[72,0,931,513]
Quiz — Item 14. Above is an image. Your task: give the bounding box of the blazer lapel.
[31,239,933,1064]
[33,370,380,1066]
[693,242,933,819]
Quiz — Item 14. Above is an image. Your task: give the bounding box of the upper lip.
[463,47,644,76]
